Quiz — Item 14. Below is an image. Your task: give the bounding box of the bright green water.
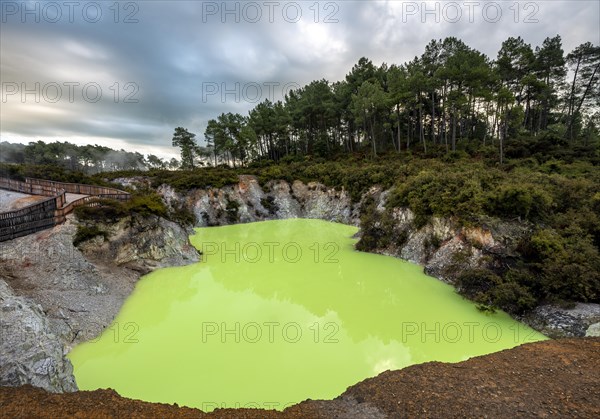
[69,219,546,411]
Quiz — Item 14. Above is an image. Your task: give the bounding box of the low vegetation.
[72,190,198,246]
[73,225,108,247]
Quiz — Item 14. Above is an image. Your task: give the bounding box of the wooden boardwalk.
[0,177,130,242]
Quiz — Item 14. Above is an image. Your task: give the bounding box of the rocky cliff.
[153,175,358,226]
[0,280,77,392]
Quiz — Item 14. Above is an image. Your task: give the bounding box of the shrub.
[356,197,401,251]
[77,191,168,220]
[73,225,107,246]
[523,229,564,261]
[225,197,240,223]
[125,193,169,218]
[169,204,196,226]
[260,196,278,215]
[486,185,551,221]
[491,282,536,314]
[455,269,502,302]
[74,199,126,223]
[537,237,600,303]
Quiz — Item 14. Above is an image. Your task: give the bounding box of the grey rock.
[586,323,600,337]
[523,303,600,338]
[156,175,358,227]
[78,214,199,274]
[0,280,77,392]
[110,176,151,191]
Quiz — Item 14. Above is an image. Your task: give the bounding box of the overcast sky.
[1,0,599,159]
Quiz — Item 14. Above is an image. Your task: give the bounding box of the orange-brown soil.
[1,338,599,418]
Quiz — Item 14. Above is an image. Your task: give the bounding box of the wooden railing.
[0,177,130,242]
[54,196,105,224]
[0,196,59,242]
[0,177,65,198]
[23,178,130,198]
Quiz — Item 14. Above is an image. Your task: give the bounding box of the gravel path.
[0,191,89,213]
[65,193,88,204]
[0,190,44,212]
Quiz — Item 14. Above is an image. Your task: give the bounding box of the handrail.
[0,176,130,242]
[0,177,64,197]
[24,177,130,197]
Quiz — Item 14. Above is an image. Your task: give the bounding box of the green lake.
[68,219,547,411]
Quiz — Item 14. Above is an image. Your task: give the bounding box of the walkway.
[65,193,89,205]
[0,191,39,212]
[0,177,130,242]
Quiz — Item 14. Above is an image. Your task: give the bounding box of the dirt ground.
[1,338,599,418]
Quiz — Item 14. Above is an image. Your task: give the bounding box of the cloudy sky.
[1,0,599,159]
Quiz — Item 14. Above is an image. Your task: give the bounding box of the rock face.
[359,192,530,285]
[523,303,600,338]
[78,215,199,274]
[0,280,77,392]
[0,214,199,392]
[151,176,527,288]
[157,175,357,227]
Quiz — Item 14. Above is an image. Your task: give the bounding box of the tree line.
[173,35,599,168]
[0,141,180,173]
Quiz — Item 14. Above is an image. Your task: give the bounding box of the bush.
[260,196,278,215]
[455,269,502,302]
[140,168,239,192]
[356,197,400,251]
[75,193,170,223]
[74,199,126,223]
[525,229,564,261]
[225,197,240,223]
[537,237,600,303]
[125,193,168,218]
[486,185,551,221]
[169,204,196,226]
[492,282,536,314]
[73,225,107,246]
[386,166,488,223]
